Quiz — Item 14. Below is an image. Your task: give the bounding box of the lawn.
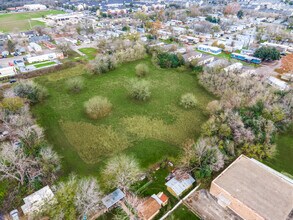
[32,58,215,177]
[0,10,64,32]
[78,47,98,60]
[265,125,293,176]
[34,61,56,68]
[166,205,200,220]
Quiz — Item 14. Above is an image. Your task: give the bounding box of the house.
[210,155,293,220]
[137,193,169,220]
[223,62,243,73]
[26,53,63,64]
[29,42,42,52]
[102,189,125,209]
[197,45,222,55]
[0,66,17,78]
[231,53,261,64]
[267,76,290,91]
[165,172,195,197]
[182,51,202,63]
[197,55,215,66]
[21,186,54,216]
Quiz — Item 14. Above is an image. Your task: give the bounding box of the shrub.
[13,80,48,104]
[128,79,151,101]
[66,77,84,93]
[84,96,112,119]
[180,93,197,109]
[135,63,149,77]
[0,97,24,113]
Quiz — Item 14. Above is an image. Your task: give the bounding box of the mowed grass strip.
[32,58,215,175]
[34,61,56,68]
[0,10,64,32]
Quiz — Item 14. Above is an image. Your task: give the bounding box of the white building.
[197,45,222,55]
[46,13,84,25]
[21,186,54,216]
[23,4,47,11]
[26,53,62,63]
[0,66,17,78]
[267,76,290,91]
[29,42,42,52]
[223,62,243,73]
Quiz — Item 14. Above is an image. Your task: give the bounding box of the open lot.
[78,47,98,60]
[32,58,215,176]
[0,10,64,32]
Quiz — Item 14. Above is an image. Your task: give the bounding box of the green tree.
[6,40,16,53]
[254,46,280,61]
[84,96,112,119]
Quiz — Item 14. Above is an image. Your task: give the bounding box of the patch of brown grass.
[60,121,130,164]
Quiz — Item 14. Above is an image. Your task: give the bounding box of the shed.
[166,173,195,197]
[137,195,162,220]
[21,186,54,215]
[102,189,125,209]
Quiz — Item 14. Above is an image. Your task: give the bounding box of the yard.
[32,58,215,177]
[0,10,64,32]
[78,47,98,60]
[166,205,200,220]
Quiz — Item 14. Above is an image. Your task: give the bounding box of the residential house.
[210,155,293,220]
[102,189,125,209]
[137,193,169,220]
[182,51,202,63]
[197,55,215,66]
[223,62,243,73]
[197,45,222,55]
[165,172,195,197]
[29,42,42,52]
[267,76,290,91]
[0,66,17,79]
[26,53,63,64]
[21,186,54,217]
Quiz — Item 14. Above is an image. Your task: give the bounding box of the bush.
[13,80,48,104]
[180,93,197,109]
[66,77,84,93]
[128,79,151,101]
[0,97,24,113]
[135,63,149,77]
[84,96,112,119]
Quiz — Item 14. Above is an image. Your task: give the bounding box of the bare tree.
[75,178,103,218]
[102,155,142,191]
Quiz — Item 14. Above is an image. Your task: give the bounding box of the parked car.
[10,79,17,83]
[8,62,14,66]
[10,209,19,220]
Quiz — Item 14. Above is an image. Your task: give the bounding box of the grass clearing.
[32,58,215,176]
[265,125,293,175]
[0,10,64,32]
[78,47,98,60]
[166,205,200,220]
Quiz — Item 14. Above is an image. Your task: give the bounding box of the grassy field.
[0,10,64,32]
[265,125,293,175]
[78,47,98,60]
[166,205,200,220]
[32,58,215,176]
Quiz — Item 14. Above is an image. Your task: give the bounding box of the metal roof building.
[165,174,195,197]
[102,189,125,209]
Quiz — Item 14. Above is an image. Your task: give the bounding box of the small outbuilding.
[166,173,195,197]
[102,189,125,209]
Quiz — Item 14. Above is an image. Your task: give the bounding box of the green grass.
[265,125,293,175]
[32,58,215,176]
[166,205,200,220]
[0,10,64,32]
[34,61,56,68]
[78,47,98,60]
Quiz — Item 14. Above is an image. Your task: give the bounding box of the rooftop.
[165,173,195,196]
[212,155,293,220]
[102,188,125,209]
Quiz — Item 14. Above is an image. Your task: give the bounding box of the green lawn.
[0,10,64,32]
[34,61,56,68]
[32,58,215,177]
[78,47,98,60]
[166,205,200,220]
[265,125,293,176]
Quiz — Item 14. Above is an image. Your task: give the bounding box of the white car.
[9,209,19,220]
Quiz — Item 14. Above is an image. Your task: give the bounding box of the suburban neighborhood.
[0,0,292,219]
